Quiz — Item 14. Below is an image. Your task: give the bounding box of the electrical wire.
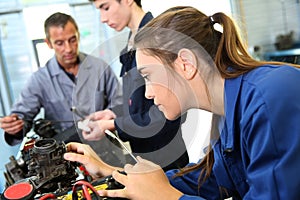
[72,180,101,200]
[39,193,56,200]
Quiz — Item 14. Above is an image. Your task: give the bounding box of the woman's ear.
[177,48,198,80]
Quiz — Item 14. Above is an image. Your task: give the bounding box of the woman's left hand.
[64,142,118,179]
[98,156,183,200]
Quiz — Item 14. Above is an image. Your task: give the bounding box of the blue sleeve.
[165,163,221,200]
[241,67,300,199]
[5,73,42,145]
[10,72,42,120]
[179,195,206,200]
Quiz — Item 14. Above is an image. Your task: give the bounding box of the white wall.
[143,0,232,17]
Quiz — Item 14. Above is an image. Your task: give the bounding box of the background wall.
[143,0,231,16]
[232,0,300,55]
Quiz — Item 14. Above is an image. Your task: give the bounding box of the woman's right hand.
[64,142,120,179]
[98,156,183,200]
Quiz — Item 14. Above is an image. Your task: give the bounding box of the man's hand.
[88,110,116,121]
[82,119,115,141]
[0,114,24,135]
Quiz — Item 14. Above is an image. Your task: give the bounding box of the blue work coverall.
[166,65,300,199]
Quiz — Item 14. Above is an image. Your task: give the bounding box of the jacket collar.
[120,12,154,76]
[76,53,92,91]
[46,52,87,77]
[126,12,153,43]
[139,12,153,29]
[46,53,89,89]
[222,75,243,151]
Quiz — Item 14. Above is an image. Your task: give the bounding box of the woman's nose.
[145,84,154,100]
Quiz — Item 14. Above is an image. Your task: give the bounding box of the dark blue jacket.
[166,65,300,199]
[114,12,188,170]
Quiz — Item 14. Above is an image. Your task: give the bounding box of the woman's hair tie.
[209,15,216,26]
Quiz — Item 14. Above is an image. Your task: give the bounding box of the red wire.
[82,185,92,200]
[39,193,56,200]
[72,180,99,200]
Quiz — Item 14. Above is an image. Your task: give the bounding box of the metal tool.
[104,129,138,163]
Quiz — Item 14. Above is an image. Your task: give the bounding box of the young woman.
[64,6,300,199]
